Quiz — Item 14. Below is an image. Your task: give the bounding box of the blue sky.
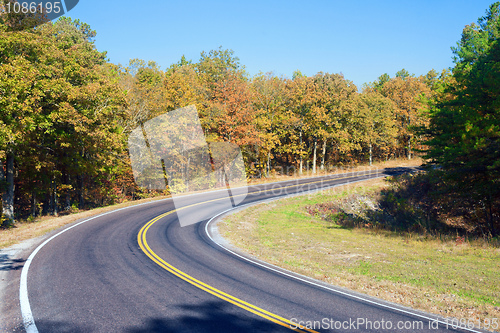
[66,0,496,88]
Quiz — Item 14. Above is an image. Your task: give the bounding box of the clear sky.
[66,0,496,88]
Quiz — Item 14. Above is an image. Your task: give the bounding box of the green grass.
[219,178,500,326]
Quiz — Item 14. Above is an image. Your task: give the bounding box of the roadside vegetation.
[416,3,500,237]
[219,178,500,326]
[315,171,500,238]
[1,1,446,226]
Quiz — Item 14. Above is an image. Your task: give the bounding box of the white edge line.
[204,176,485,333]
[18,168,379,332]
[17,169,408,333]
[19,197,176,333]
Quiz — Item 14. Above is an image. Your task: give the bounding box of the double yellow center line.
[138,172,382,332]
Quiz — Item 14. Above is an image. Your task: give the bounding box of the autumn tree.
[252,72,288,176]
[395,68,414,80]
[378,75,431,159]
[314,73,359,167]
[372,73,391,91]
[119,59,167,132]
[0,17,126,223]
[286,74,318,174]
[196,46,241,98]
[355,92,397,165]
[164,58,203,111]
[208,71,258,146]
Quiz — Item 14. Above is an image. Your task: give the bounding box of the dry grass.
[219,177,500,330]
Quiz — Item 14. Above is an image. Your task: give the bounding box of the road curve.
[9,168,487,332]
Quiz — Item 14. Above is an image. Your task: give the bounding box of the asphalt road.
[2,168,488,333]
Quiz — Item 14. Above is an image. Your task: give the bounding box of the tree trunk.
[486,193,497,236]
[64,173,71,211]
[32,191,37,217]
[407,115,412,160]
[65,193,71,212]
[369,143,373,166]
[78,175,84,209]
[320,140,326,171]
[266,150,271,178]
[1,153,15,223]
[332,141,338,166]
[299,129,303,175]
[53,179,58,216]
[0,158,4,221]
[78,147,85,208]
[186,155,190,192]
[407,135,412,160]
[312,138,317,174]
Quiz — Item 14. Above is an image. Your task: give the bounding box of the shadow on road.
[33,320,92,333]
[125,300,289,333]
[29,300,289,333]
[382,166,422,176]
[0,254,26,271]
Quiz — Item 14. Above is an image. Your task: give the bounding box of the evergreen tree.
[424,2,500,235]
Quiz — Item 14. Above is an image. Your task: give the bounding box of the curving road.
[2,168,487,333]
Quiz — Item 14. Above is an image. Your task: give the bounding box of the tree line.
[1,2,496,237]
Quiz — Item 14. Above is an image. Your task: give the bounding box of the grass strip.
[219,177,500,328]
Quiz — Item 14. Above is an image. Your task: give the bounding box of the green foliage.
[355,91,398,164]
[0,17,127,219]
[373,73,390,91]
[196,46,242,87]
[395,68,414,80]
[0,0,47,31]
[423,69,439,90]
[305,171,497,236]
[377,173,445,232]
[292,70,305,80]
[424,2,500,236]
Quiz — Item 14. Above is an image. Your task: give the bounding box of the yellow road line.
[138,173,382,332]
[138,212,318,332]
